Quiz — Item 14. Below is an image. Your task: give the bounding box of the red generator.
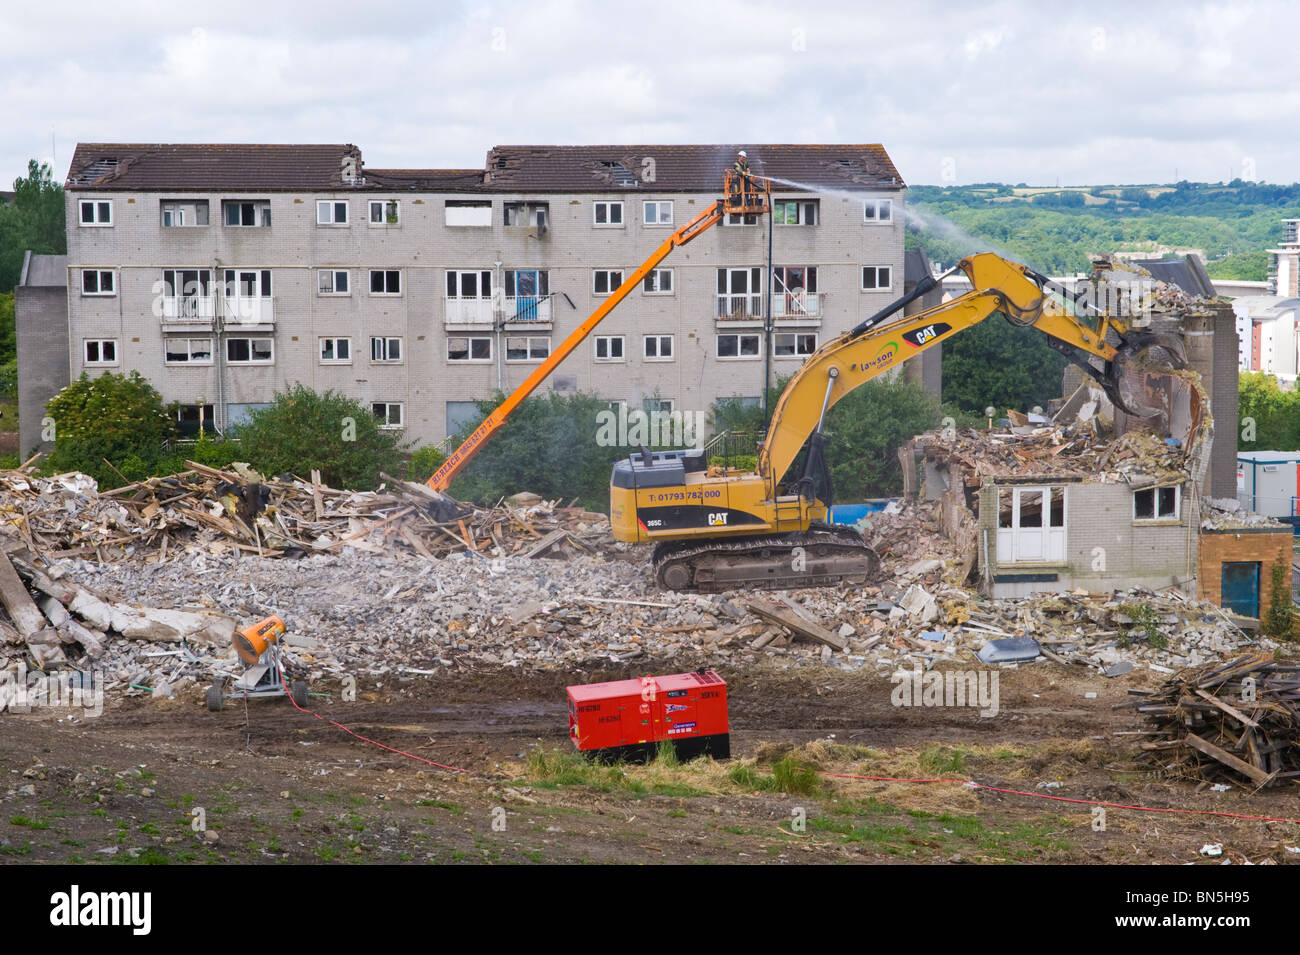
[567,669,729,763]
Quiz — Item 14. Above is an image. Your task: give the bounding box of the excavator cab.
[723,167,769,218]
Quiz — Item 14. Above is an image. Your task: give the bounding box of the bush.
[1264,562,1295,639]
[233,385,407,490]
[44,371,176,487]
[0,358,15,399]
[405,444,447,483]
[447,391,668,511]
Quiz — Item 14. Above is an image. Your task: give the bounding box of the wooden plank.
[0,552,48,638]
[1194,688,1261,729]
[747,597,846,650]
[1182,733,1274,787]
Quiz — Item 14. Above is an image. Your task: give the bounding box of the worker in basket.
[730,150,750,203]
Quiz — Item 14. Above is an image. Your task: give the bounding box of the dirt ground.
[3,658,1298,865]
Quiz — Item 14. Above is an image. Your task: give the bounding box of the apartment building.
[56,142,906,447]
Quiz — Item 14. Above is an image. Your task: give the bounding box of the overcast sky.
[3,0,1295,190]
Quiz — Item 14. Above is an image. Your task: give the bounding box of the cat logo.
[903,322,951,348]
[707,512,729,526]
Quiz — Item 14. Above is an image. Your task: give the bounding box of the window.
[717,333,761,359]
[84,340,117,365]
[78,200,112,226]
[81,270,115,296]
[643,201,673,225]
[223,200,271,227]
[505,336,550,362]
[862,266,893,291]
[504,202,549,229]
[447,337,492,361]
[863,198,893,223]
[643,268,673,294]
[643,397,675,415]
[226,337,274,363]
[996,485,1067,564]
[370,337,403,362]
[594,335,625,362]
[643,335,674,361]
[372,402,404,429]
[773,266,819,317]
[773,199,818,225]
[162,200,209,227]
[774,332,817,357]
[1134,485,1180,521]
[369,270,401,295]
[717,267,763,320]
[447,270,492,298]
[724,212,758,226]
[317,201,349,225]
[369,200,400,225]
[593,269,624,295]
[319,337,351,363]
[164,338,213,364]
[318,269,350,295]
[445,200,491,226]
[593,201,623,226]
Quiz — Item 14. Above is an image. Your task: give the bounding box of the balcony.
[160,295,216,324]
[223,296,275,327]
[445,296,494,325]
[772,291,823,322]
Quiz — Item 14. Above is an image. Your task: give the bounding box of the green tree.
[819,377,945,498]
[941,314,1068,415]
[0,292,14,392]
[1238,372,1300,451]
[0,160,66,292]
[234,385,407,490]
[45,371,177,486]
[447,391,646,510]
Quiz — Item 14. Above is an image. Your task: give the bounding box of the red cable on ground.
[276,663,465,774]
[819,770,1300,824]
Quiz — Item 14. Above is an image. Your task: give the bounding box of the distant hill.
[905,180,1300,280]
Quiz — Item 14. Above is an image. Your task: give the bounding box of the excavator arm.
[757,251,1172,493]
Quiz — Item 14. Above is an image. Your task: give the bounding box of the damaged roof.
[481,144,904,193]
[66,143,365,192]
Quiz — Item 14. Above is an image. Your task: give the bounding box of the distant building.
[1232,295,1300,385]
[1268,218,1300,297]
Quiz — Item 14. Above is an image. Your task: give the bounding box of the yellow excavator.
[609,251,1186,591]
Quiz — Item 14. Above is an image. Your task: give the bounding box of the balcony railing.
[160,295,216,322]
[443,295,553,325]
[504,295,551,323]
[716,293,763,322]
[445,296,494,324]
[223,296,275,326]
[772,291,823,319]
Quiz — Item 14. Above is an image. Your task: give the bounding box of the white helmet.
[738,150,747,158]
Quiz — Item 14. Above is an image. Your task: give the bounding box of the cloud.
[2,0,1297,187]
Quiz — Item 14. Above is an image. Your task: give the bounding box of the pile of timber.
[0,463,607,563]
[1125,652,1300,788]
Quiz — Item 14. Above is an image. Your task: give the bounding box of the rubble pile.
[1127,652,1300,788]
[0,463,608,564]
[0,497,1268,703]
[916,425,1187,484]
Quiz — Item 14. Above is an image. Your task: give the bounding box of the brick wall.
[1197,527,1292,616]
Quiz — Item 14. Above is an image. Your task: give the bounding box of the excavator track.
[652,526,880,593]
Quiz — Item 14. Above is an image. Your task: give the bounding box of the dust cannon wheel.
[291,680,309,708]
[205,685,224,712]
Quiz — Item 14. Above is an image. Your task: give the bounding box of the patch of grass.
[918,746,970,775]
[0,841,32,856]
[113,847,170,865]
[138,822,160,835]
[666,809,687,819]
[8,815,50,830]
[89,808,108,818]
[415,799,463,814]
[655,740,679,767]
